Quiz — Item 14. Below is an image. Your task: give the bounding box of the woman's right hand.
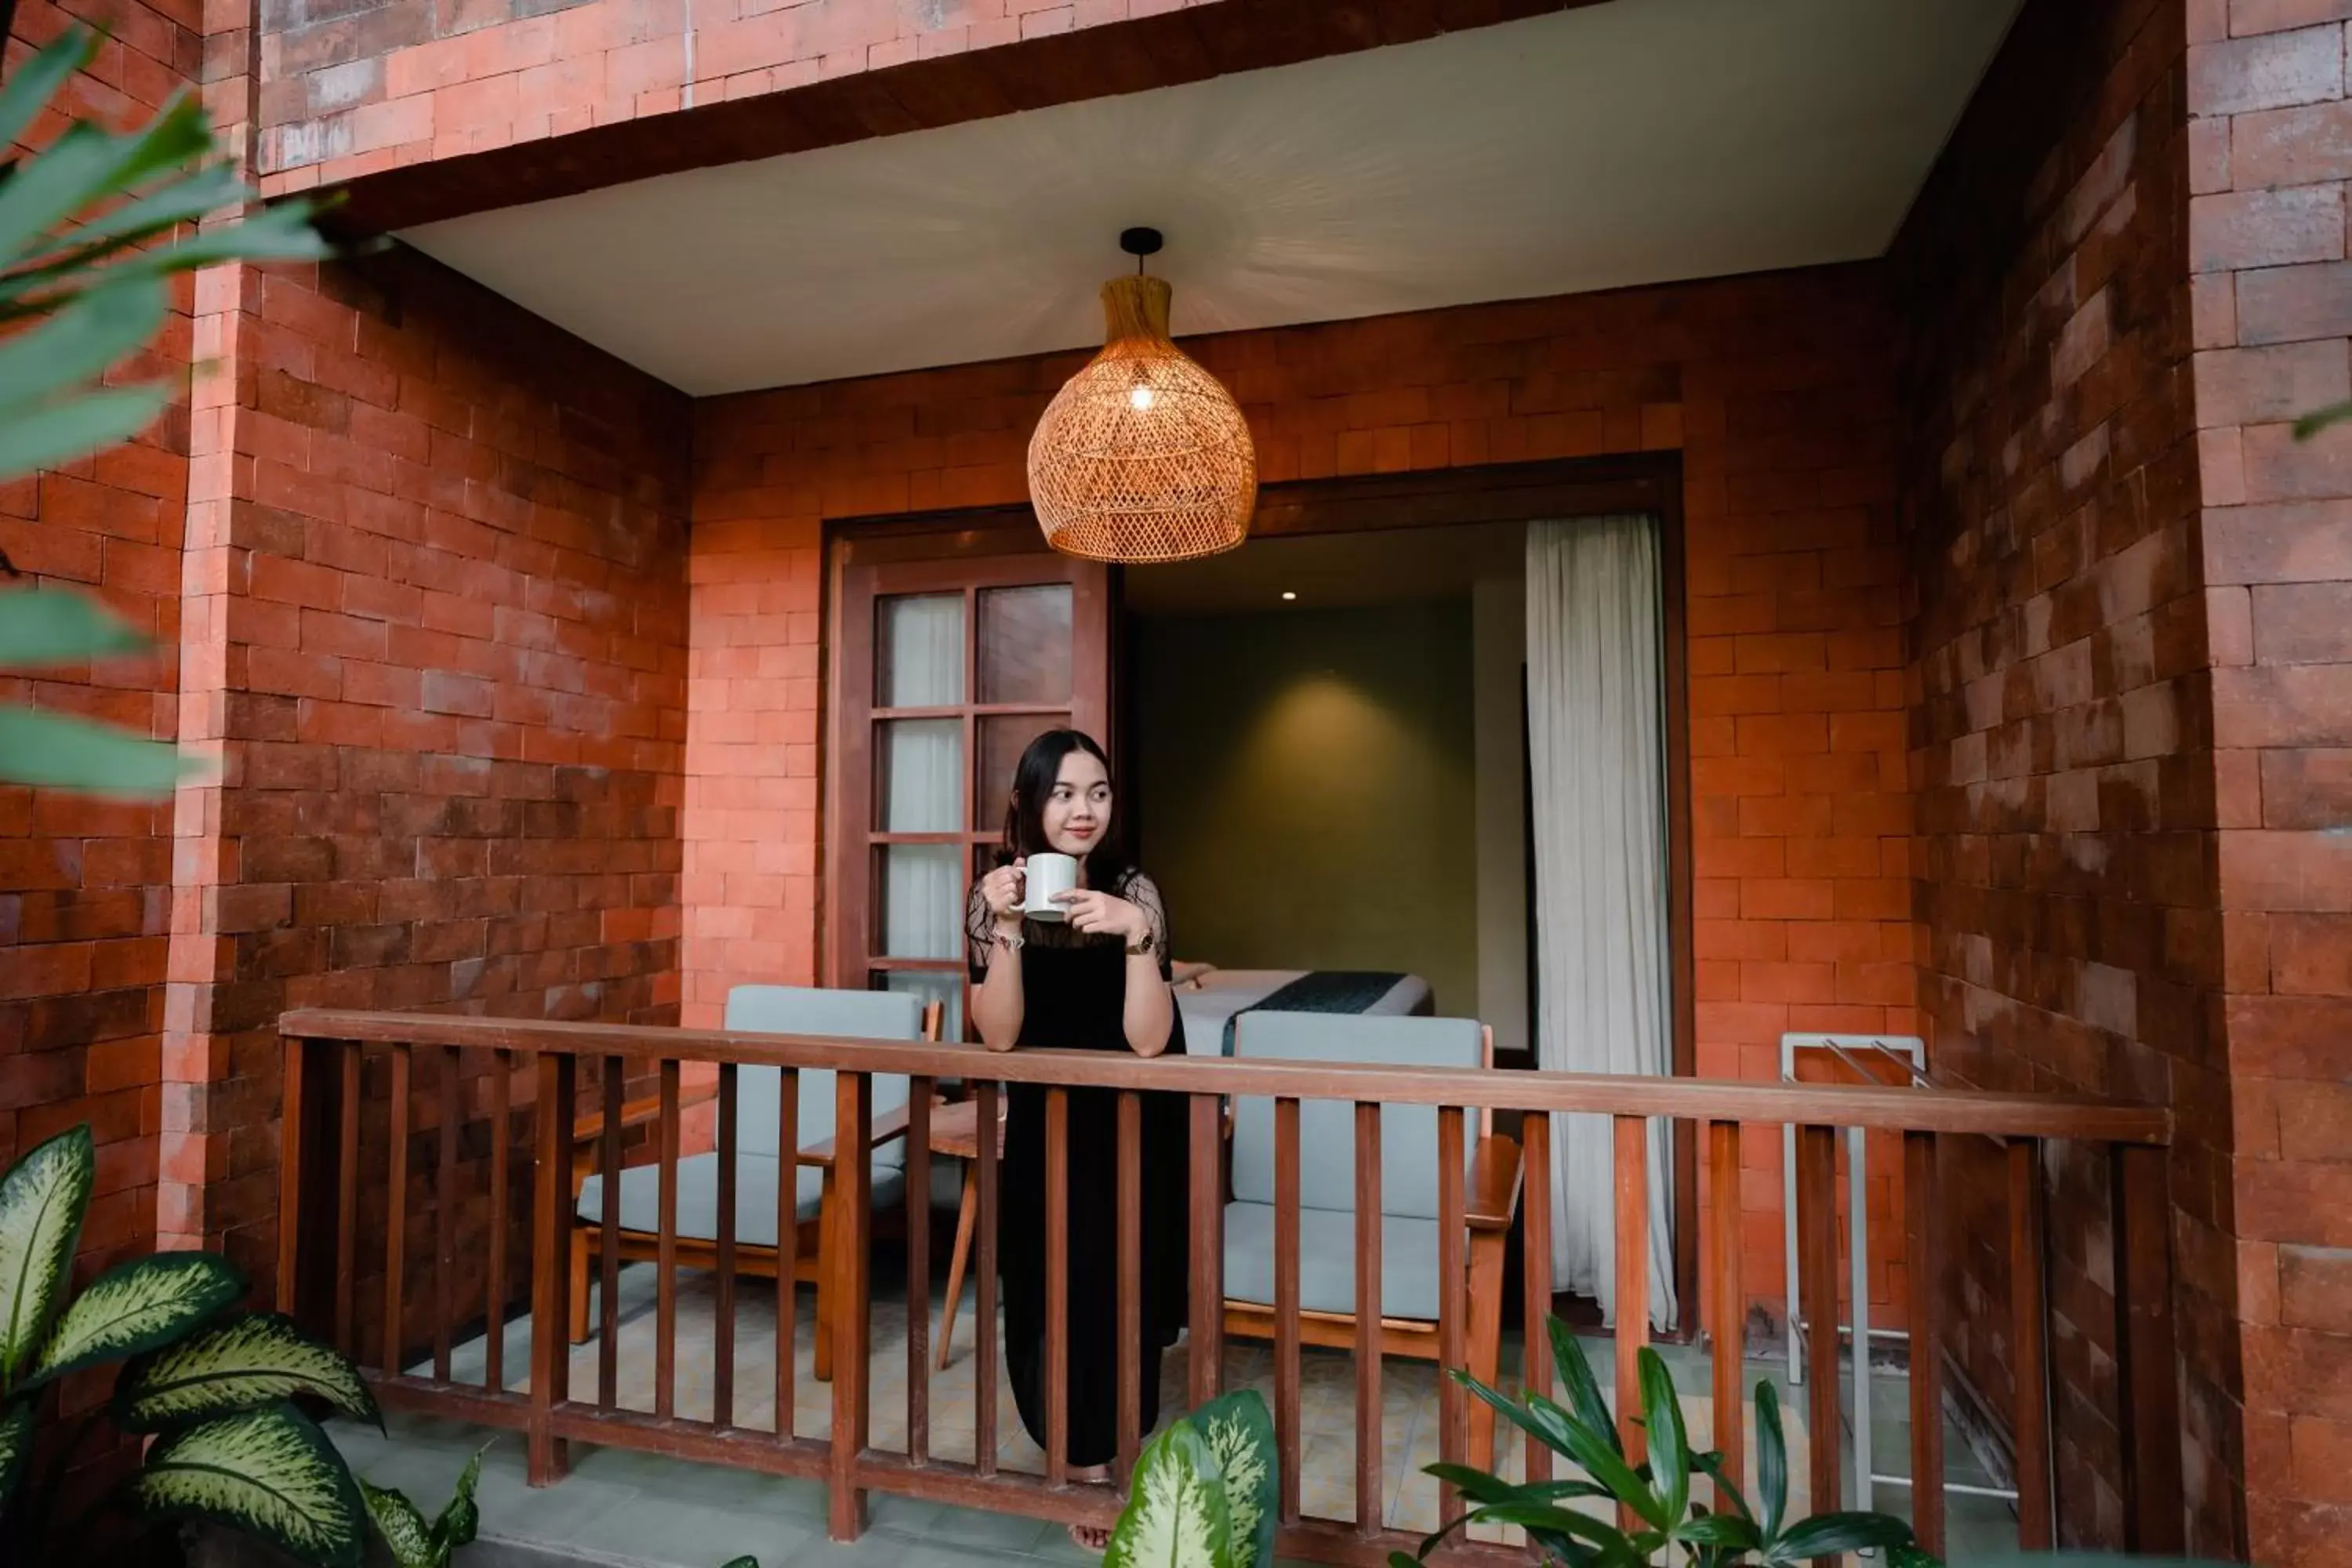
[980,859,1028,927]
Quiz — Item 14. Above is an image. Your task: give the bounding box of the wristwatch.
[1126,927,1156,957]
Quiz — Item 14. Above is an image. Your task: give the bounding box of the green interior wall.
[1131,600,1481,1020]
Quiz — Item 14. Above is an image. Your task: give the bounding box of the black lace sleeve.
[1118,871,1174,982]
[967,878,997,983]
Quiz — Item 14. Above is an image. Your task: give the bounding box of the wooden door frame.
[819,452,1698,1325]
[822,521,1111,1000]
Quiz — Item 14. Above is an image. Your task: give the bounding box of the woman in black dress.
[967,729,1190,1548]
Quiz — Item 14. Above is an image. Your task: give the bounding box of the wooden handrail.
[278,1009,2172,1143]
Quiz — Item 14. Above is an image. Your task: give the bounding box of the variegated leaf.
[132,1404,365,1568]
[0,1399,33,1515]
[360,1478,440,1568]
[0,1125,93,1384]
[1105,1418,1232,1568]
[118,1311,378,1432]
[1189,1391,1276,1568]
[27,1251,243,1385]
[430,1441,488,1550]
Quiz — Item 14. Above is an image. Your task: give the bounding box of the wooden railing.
[276,1010,2180,1566]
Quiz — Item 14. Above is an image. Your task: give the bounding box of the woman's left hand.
[1054,889,1148,944]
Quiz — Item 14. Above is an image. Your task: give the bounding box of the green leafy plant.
[0,26,329,794]
[1105,1388,1278,1568]
[1391,1323,1933,1568]
[359,1444,487,1568]
[0,1125,379,1565]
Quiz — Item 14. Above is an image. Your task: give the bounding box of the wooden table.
[931,1095,1007,1370]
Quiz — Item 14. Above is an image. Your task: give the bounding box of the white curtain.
[1527,515,1676,1331]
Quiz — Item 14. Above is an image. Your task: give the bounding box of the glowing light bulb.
[1281,591,1298,601]
[1128,384,1156,412]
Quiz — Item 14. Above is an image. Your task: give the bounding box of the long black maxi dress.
[967,870,1192,1470]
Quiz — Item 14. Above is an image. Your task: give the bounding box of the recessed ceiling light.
[1281,591,1298,601]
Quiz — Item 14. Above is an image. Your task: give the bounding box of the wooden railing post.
[2113,1142,2183,1555]
[1115,1090,1143,1490]
[2005,1138,2048,1552]
[1904,1131,1944,1559]
[1707,1119,1742,1515]
[827,1069,873,1541]
[906,1079,933,1467]
[1273,1096,1302,1526]
[975,1079,1000,1478]
[1187,1091,1224,1410]
[1613,1115,1650,1472]
[1354,1101,1385,1536]
[528,1051,575,1485]
[275,1034,344,1331]
[1796,1123,1841,1534]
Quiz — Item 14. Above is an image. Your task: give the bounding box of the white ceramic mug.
[1022,852,1079,921]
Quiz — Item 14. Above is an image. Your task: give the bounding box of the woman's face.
[1039,748,1112,859]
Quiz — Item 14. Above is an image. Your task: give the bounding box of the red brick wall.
[2186,4,2352,1563]
[253,0,1221,191]
[1891,0,2215,1550]
[688,264,1917,1332]
[0,0,202,1290]
[165,241,691,1303]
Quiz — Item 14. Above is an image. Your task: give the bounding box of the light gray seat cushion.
[1224,1012,1485,1322]
[1221,1201,1444,1320]
[573,985,930,1239]
[577,1152,908,1249]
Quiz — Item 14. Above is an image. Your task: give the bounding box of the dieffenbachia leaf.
[0,706,191,795]
[0,1124,93,1385]
[1104,1417,1232,1568]
[0,1399,33,1515]
[118,1311,379,1432]
[359,1479,438,1568]
[1189,1390,1276,1568]
[0,586,147,670]
[27,1250,244,1385]
[430,1443,487,1552]
[132,1404,365,1568]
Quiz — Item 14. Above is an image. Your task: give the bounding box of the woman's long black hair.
[1000,728,1131,891]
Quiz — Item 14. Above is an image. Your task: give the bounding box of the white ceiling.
[402,0,2020,397]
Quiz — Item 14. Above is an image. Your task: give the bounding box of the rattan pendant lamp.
[1026,228,1257,563]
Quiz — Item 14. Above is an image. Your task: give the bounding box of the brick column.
[2187,7,2352,1564]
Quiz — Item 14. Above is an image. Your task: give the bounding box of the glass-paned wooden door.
[829,547,1111,1039]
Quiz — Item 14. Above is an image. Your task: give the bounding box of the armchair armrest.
[797,1102,914,1168]
[567,1084,720,1198]
[1465,1132,1523,1232]
[571,1084,719,1148]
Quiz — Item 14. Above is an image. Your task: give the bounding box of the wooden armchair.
[568,987,942,1383]
[1220,1014,1522,1472]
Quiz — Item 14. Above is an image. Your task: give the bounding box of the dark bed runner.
[1220,970,1407,1056]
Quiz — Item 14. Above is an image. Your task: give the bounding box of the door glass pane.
[876,844,961,959]
[978,584,1073,705]
[877,593,964,708]
[978,713,1070,814]
[875,719,962,832]
[880,970,964,1046]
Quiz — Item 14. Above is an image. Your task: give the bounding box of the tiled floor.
[334,1262,2018,1566]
